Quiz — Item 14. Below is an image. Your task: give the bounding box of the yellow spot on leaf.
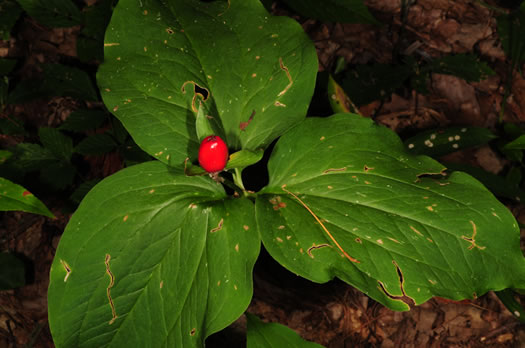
[123,215,129,222]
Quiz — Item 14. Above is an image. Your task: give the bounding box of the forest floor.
[1,0,525,347]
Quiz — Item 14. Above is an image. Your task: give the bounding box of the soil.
[1,0,524,347]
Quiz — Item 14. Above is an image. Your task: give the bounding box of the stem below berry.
[233,168,246,193]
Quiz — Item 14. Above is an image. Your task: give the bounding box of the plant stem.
[233,168,246,193]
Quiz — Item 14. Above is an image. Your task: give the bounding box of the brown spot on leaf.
[278,57,293,97]
[240,110,255,131]
[210,218,224,233]
[323,167,347,174]
[306,243,332,258]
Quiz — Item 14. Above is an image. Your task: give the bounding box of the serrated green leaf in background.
[74,133,118,155]
[0,0,23,40]
[0,115,25,135]
[428,54,494,82]
[38,127,74,161]
[16,0,82,28]
[59,109,107,132]
[0,176,53,217]
[256,114,525,311]
[0,252,25,290]
[342,54,494,106]
[77,0,114,62]
[69,179,99,204]
[246,313,324,348]
[9,143,57,173]
[404,126,497,157]
[279,0,379,25]
[48,161,260,347]
[342,62,414,106]
[97,0,317,166]
[8,63,98,103]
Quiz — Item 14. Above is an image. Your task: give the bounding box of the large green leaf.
[256,114,525,311]
[246,313,324,348]
[0,177,54,217]
[48,161,260,347]
[16,0,82,28]
[97,0,317,166]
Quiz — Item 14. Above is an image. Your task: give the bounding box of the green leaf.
[74,133,118,155]
[16,0,82,28]
[504,134,525,149]
[184,149,264,176]
[38,127,74,161]
[327,74,359,114]
[10,143,57,173]
[0,115,26,135]
[69,179,99,204]
[443,162,525,203]
[497,5,525,68]
[8,63,98,103]
[342,63,414,106]
[0,0,23,40]
[495,289,525,323]
[226,149,264,170]
[0,252,25,290]
[256,114,525,311]
[279,0,379,25]
[0,177,54,217]
[59,109,107,132]
[428,54,494,82]
[246,313,324,348]
[97,0,317,166]
[0,150,12,164]
[48,161,260,346]
[195,102,214,142]
[77,0,114,62]
[404,127,497,157]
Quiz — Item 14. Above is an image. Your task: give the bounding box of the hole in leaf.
[194,84,209,100]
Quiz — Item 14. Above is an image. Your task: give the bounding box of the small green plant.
[46,0,525,347]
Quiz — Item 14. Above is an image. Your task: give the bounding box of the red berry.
[198,135,229,173]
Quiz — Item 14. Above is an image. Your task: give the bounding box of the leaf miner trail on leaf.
[105,254,118,325]
[281,185,360,263]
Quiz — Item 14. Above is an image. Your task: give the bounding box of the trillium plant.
[48,0,525,346]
